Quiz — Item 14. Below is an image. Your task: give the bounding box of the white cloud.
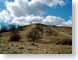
[0,10,13,24]
[36,0,65,7]
[6,0,45,17]
[0,0,72,27]
[11,16,72,27]
[12,17,31,26]
[12,16,44,26]
[42,16,65,25]
[0,10,72,27]
[62,18,72,27]
[6,0,65,17]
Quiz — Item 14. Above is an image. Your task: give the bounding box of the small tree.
[10,32,20,42]
[27,29,42,43]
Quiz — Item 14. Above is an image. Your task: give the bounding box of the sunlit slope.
[0,24,72,54]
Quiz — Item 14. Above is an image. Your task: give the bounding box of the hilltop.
[0,24,72,54]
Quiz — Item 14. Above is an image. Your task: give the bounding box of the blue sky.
[0,0,72,20]
[44,0,72,20]
[0,0,72,28]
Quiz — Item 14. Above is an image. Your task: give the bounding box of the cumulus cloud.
[0,10,13,24]
[6,0,46,17]
[62,17,72,27]
[11,16,72,27]
[42,16,65,25]
[6,0,65,17]
[0,0,72,27]
[12,16,43,26]
[0,10,13,30]
[36,0,65,7]
[0,10,72,27]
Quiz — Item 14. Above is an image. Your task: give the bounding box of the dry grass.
[0,24,72,54]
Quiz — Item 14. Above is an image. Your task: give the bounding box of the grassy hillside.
[0,24,72,54]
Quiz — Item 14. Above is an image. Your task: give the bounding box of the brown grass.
[0,24,72,54]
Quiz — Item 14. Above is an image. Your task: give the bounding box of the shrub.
[10,32,20,42]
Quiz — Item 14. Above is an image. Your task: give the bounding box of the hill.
[0,24,72,54]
